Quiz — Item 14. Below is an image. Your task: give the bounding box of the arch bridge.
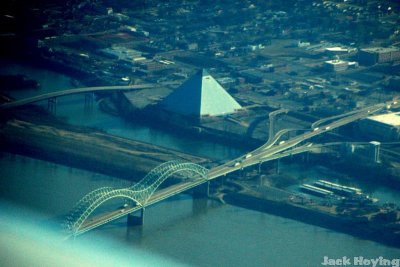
[64,99,397,237]
[64,160,208,236]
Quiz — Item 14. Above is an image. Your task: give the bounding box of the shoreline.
[223,190,400,249]
[0,107,208,182]
[2,58,400,249]
[111,92,262,151]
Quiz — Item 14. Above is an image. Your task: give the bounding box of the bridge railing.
[64,160,208,235]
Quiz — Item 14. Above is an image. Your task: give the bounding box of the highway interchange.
[208,100,397,179]
[74,99,398,236]
[3,88,397,236]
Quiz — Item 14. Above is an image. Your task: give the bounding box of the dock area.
[222,180,400,248]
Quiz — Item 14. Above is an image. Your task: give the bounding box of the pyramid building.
[161,69,242,117]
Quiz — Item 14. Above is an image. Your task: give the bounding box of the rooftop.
[325,59,348,65]
[325,47,348,52]
[367,112,400,127]
[361,47,399,53]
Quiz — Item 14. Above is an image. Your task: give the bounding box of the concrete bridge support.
[192,197,208,215]
[369,141,381,163]
[47,97,57,114]
[276,158,281,174]
[301,151,310,163]
[84,92,94,111]
[220,175,225,187]
[259,174,267,186]
[127,208,145,226]
[193,181,210,198]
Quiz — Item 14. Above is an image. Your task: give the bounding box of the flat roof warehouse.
[367,112,400,127]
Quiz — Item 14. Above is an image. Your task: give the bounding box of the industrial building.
[160,69,242,117]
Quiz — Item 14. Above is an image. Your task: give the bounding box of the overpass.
[64,100,398,237]
[0,84,156,110]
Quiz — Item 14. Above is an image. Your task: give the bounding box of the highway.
[263,128,307,149]
[310,104,390,129]
[75,179,208,235]
[0,84,156,110]
[267,108,288,144]
[207,101,390,179]
[74,139,373,236]
[70,99,398,236]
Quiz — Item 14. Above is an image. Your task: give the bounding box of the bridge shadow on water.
[83,195,222,243]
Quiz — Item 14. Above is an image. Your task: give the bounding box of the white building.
[359,112,400,141]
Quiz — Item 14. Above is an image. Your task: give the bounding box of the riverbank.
[223,185,400,249]
[0,107,208,181]
[2,58,400,252]
[110,92,263,151]
[2,105,400,250]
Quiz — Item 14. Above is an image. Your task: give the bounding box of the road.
[208,101,390,179]
[72,99,398,236]
[0,84,155,110]
[76,179,208,235]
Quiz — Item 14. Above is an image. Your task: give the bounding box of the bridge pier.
[220,175,225,187]
[84,92,94,111]
[193,181,210,198]
[369,141,381,163]
[259,174,267,186]
[127,208,145,226]
[301,151,310,163]
[276,158,281,174]
[192,197,208,215]
[47,97,57,114]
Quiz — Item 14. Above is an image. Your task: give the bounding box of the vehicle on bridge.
[119,203,129,212]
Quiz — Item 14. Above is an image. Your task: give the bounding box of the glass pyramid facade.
[161,69,242,117]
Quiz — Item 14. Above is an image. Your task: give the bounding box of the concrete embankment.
[0,108,207,181]
[223,191,400,248]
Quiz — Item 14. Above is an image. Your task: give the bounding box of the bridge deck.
[75,178,207,235]
[0,84,155,110]
[69,100,397,237]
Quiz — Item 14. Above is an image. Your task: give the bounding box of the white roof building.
[367,112,400,127]
[360,112,400,141]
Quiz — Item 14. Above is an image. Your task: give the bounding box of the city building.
[160,69,242,117]
[358,47,400,65]
[359,112,400,141]
[324,59,349,72]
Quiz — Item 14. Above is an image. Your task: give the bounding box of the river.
[1,62,400,266]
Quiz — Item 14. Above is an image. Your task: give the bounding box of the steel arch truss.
[64,160,208,234]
